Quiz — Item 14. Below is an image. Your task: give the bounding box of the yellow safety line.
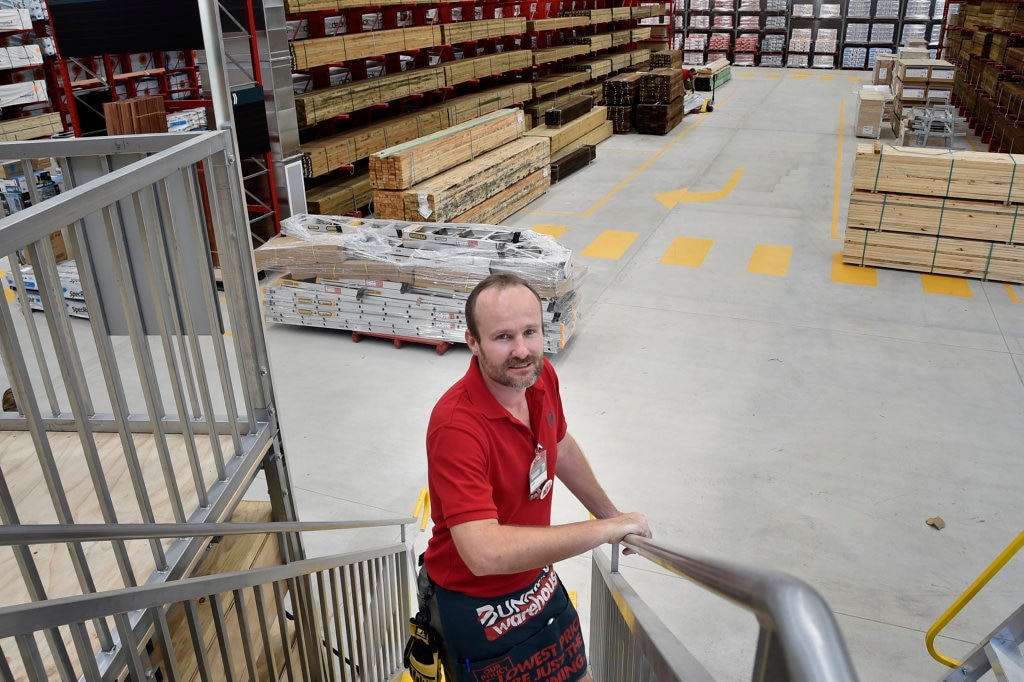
[1006,283,1024,304]
[522,94,733,218]
[414,487,430,531]
[966,136,981,152]
[926,530,1024,667]
[833,99,844,240]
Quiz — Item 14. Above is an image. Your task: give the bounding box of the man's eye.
[524,329,537,336]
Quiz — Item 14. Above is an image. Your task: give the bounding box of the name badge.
[529,443,552,501]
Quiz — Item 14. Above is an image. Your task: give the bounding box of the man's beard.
[479,350,543,389]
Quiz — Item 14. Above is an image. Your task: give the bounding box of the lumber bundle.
[544,95,594,127]
[531,71,591,99]
[550,145,596,184]
[523,83,603,128]
[290,26,441,70]
[526,107,608,155]
[563,34,613,52]
[632,27,653,42]
[0,112,62,141]
[374,136,550,222]
[305,169,374,215]
[301,85,530,178]
[451,168,550,224]
[369,108,525,189]
[610,30,634,47]
[285,0,436,10]
[842,228,1024,282]
[650,49,684,69]
[527,16,588,31]
[639,68,685,104]
[852,143,1024,204]
[560,58,613,80]
[608,52,632,72]
[848,190,1024,245]
[606,105,634,133]
[532,45,591,65]
[844,143,1024,282]
[103,95,168,135]
[444,51,533,87]
[694,58,730,76]
[440,17,526,44]
[256,215,587,352]
[295,68,446,126]
[603,72,643,105]
[636,97,683,135]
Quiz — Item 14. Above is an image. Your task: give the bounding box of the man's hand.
[607,511,651,555]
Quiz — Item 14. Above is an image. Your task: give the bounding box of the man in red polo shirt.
[421,272,651,681]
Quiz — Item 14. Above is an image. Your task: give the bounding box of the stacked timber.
[603,72,643,133]
[369,108,526,190]
[639,68,685,104]
[531,71,591,99]
[606,106,634,134]
[0,112,62,141]
[560,58,614,80]
[255,214,588,353]
[544,95,594,127]
[650,50,684,69]
[523,83,603,128]
[439,17,527,44]
[305,170,374,216]
[526,106,613,156]
[551,145,596,184]
[843,142,1024,282]
[290,26,442,70]
[636,97,684,135]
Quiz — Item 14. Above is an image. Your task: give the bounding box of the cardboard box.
[856,88,890,138]
[873,54,895,86]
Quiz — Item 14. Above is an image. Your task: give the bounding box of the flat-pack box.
[873,53,895,86]
[855,87,890,138]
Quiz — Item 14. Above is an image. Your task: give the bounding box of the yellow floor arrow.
[655,168,744,208]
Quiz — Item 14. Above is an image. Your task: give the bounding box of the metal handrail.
[926,529,1024,667]
[0,518,417,546]
[619,534,859,681]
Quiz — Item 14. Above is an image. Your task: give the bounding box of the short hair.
[465,273,543,340]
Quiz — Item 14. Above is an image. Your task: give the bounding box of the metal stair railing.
[927,530,1024,681]
[590,535,860,682]
[0,518,416,681]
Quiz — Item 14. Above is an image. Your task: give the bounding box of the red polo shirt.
[424,356,567,597]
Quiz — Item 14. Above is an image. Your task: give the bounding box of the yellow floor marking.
[921,274,973,297]
[1006,283,1024,303]
[966,136,981,152]
[219,296,227,304]
[792,73,810,80]
[848,76,863,82]
[830,252,877,286]
[4,288,13,303]
[832,99,844,240]
[520,94,732,218]
[739,73,755,78]
[580,230,639,259]
[532,224,568,238]
[224,331,233,337]
[661,237,713,267]
[765,74,781,79]
[747,244,792,277]
[819,75,835,81]
[568,590,578,607]
[656,168,743,207]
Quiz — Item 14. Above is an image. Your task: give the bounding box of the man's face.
[467,284,544,390]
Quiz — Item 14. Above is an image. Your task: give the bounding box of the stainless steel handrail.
[620,534,859,682]
[0,518,418,545]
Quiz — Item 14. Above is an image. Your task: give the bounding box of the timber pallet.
[351,330,453,355]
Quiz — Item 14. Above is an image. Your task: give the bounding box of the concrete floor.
[259,67,1024,681]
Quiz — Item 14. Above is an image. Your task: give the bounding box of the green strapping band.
[872,144,884,193]
[877,193,888,231]
[983,242,995,281]
[860,228,869,266]
[1008,154,1018,205]
[931,155,956,273]
[1010,204,1019,245]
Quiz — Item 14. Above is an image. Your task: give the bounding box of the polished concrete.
[259,67,1024,681]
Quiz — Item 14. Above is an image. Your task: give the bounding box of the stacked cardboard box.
[854,86,892,139]
[255,214,588,353]
[890,58,954,121]
[5,260,88,319]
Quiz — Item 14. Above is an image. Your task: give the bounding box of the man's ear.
[465,330,478,354]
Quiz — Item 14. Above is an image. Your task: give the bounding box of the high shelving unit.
[0,4,63,142]
[284,0,667,217]
[673,0,947,66]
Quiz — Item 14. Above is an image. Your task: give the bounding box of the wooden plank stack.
[639,68,685,104]
[603,72,643,134]
[369,108,526,190]
[374,136,550,223]
[0,112,63,141]
[843,142,1024,282]
[526,106,612,156]
[305,169,374,215]
[636,96,684,135]
[103,95,168,135]
[544,95,594,127]
[522,83,603,128]
[290,25,442,70]
[650,49,684,69]
[550,145,596,184]
[301,84,531,178]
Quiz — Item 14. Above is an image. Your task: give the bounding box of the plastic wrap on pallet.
[255,214,589,352]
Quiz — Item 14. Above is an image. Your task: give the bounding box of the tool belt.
[404,556,442,682]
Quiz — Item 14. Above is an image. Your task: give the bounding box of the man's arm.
[449,432,651,577]
[554,432,621,519]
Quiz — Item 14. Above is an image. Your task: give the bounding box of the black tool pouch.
[404,556,442,681]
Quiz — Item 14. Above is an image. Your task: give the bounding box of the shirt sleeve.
[427,421,499,529]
